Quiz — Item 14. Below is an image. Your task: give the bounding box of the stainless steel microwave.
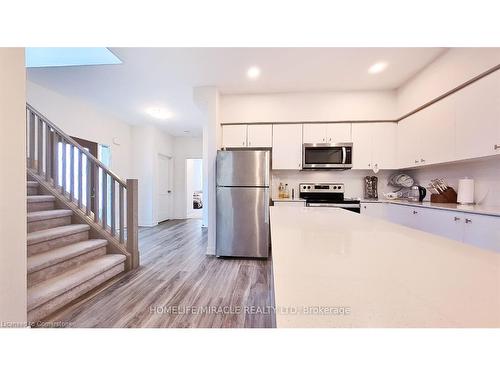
[302,143,353,169]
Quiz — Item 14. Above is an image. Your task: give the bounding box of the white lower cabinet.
[384,204,500,252]
[360,203,387,219]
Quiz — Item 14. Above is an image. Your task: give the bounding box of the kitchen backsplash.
[272,169,393,200]
[273,156,500,206]
[405,157,500,206]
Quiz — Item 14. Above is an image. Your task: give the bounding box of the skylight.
[26,47,122,68]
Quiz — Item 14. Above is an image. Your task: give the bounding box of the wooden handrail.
[26,104,139,269]
[26,104,127,187]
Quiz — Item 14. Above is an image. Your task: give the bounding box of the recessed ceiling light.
[146,107,172,120]
[368,61,388,74]
[247,66,261,79]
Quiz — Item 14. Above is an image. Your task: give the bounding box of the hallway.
[49,219,275,328]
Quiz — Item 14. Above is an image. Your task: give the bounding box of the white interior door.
[158,154,173,222]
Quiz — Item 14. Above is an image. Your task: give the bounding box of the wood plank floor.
[49,219,275,328]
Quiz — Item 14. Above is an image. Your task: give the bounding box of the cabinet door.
[397,114,421,168]
[272,124,303,170]
[371,122,397,169]
[360,203,387,219]
[463,213,500,252]
[326,123,351,143]
[455,69,500,160]
[420,95,456,165]
[222,125,247,148]
[351,124,373,169]
[386,204,415,227]
[417,209,464,242]
[247,124,272,148]
[303,124,326,143]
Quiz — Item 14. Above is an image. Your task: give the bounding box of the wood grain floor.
[49,219,275,328]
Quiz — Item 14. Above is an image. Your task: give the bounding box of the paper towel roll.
[457,178,474,204]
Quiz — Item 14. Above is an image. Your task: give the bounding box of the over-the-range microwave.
[302,143,353,170]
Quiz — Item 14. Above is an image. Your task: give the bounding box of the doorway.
[157,154,173,223]
[186,158,203,219]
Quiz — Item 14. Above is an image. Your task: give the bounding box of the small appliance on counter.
[408,185,426,202]
[299,183,360,213]
[364,176,378,199]
[428,178,458,203]
[457,178,475,205]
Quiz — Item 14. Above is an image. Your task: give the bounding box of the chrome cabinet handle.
[413,210,418,214]
[420,158,425,163]
[465,218,472,224]
[454,216,461,221]
[368,163,371,167]
[414,160,419,164]
[495,144,500,150]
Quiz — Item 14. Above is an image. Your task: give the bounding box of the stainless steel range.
[299,183,361,213]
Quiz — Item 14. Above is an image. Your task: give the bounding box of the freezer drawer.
[216,150,270,187]
[216,187,270,258]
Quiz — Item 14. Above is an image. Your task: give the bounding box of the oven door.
[302,143,352,169]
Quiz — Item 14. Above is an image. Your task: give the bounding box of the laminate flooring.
[49,219,275,328]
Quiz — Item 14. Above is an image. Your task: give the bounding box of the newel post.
[126,179,139,269]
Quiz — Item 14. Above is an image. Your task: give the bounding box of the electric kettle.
[408,185,426,202]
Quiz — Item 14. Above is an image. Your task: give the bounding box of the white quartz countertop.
[270,206,500,328]
[360,198,500,217]
[272,197,305,202]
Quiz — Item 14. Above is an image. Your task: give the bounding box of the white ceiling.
[27,48,445,136]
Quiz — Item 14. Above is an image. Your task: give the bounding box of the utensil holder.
[430,187,457,203]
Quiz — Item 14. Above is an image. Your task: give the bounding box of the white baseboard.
[139,222,157,227]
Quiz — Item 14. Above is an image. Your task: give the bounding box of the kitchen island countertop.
[270,206,500,328]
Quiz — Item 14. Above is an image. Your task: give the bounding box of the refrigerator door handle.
[264,189,269,223]
[342,147,347,164]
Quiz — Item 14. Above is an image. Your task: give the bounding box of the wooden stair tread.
[28,239,108,273]
[27,181,39,187]
[27,209,73,223]
[27,224,90,245]
[28,254,126,311]
[27,195,56,203]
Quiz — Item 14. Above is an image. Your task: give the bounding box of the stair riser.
[28,201,55,212]
[27,187,38,196]
[28,216,72,233]
[28,262,125,322]
[28,246,107,287]
[28,231,89,256]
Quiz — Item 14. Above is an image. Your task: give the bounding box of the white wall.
[173,137,203,219]
[0,48,27,326]
[397,48,500,116]
[131,125,175,226]
[220,90,397,123]
[27,81,133,179]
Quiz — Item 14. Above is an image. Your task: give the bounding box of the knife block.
[430,187,458,203]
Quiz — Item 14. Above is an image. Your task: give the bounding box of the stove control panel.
[299,183,345,193]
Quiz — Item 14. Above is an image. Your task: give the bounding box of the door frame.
[157,153,173,223]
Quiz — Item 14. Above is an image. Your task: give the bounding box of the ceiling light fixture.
[146,107,172,120]
[368,61,388,74]
[247,66,261,79]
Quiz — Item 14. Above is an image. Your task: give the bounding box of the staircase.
[26,104,139,322]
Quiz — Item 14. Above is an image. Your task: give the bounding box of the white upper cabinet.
[326,123,351,143]
[455,69,500,160]
[352,122,396,170]
[222,124,273,148]
[303,124,327,143]
[420,95,456,165]
[247,124,272,148]
[272,124,303,170]
[397,111,424,168]
[303,123,351,143]
[222,125,247,148]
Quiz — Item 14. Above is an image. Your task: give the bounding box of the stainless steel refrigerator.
[216,150,270,258]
